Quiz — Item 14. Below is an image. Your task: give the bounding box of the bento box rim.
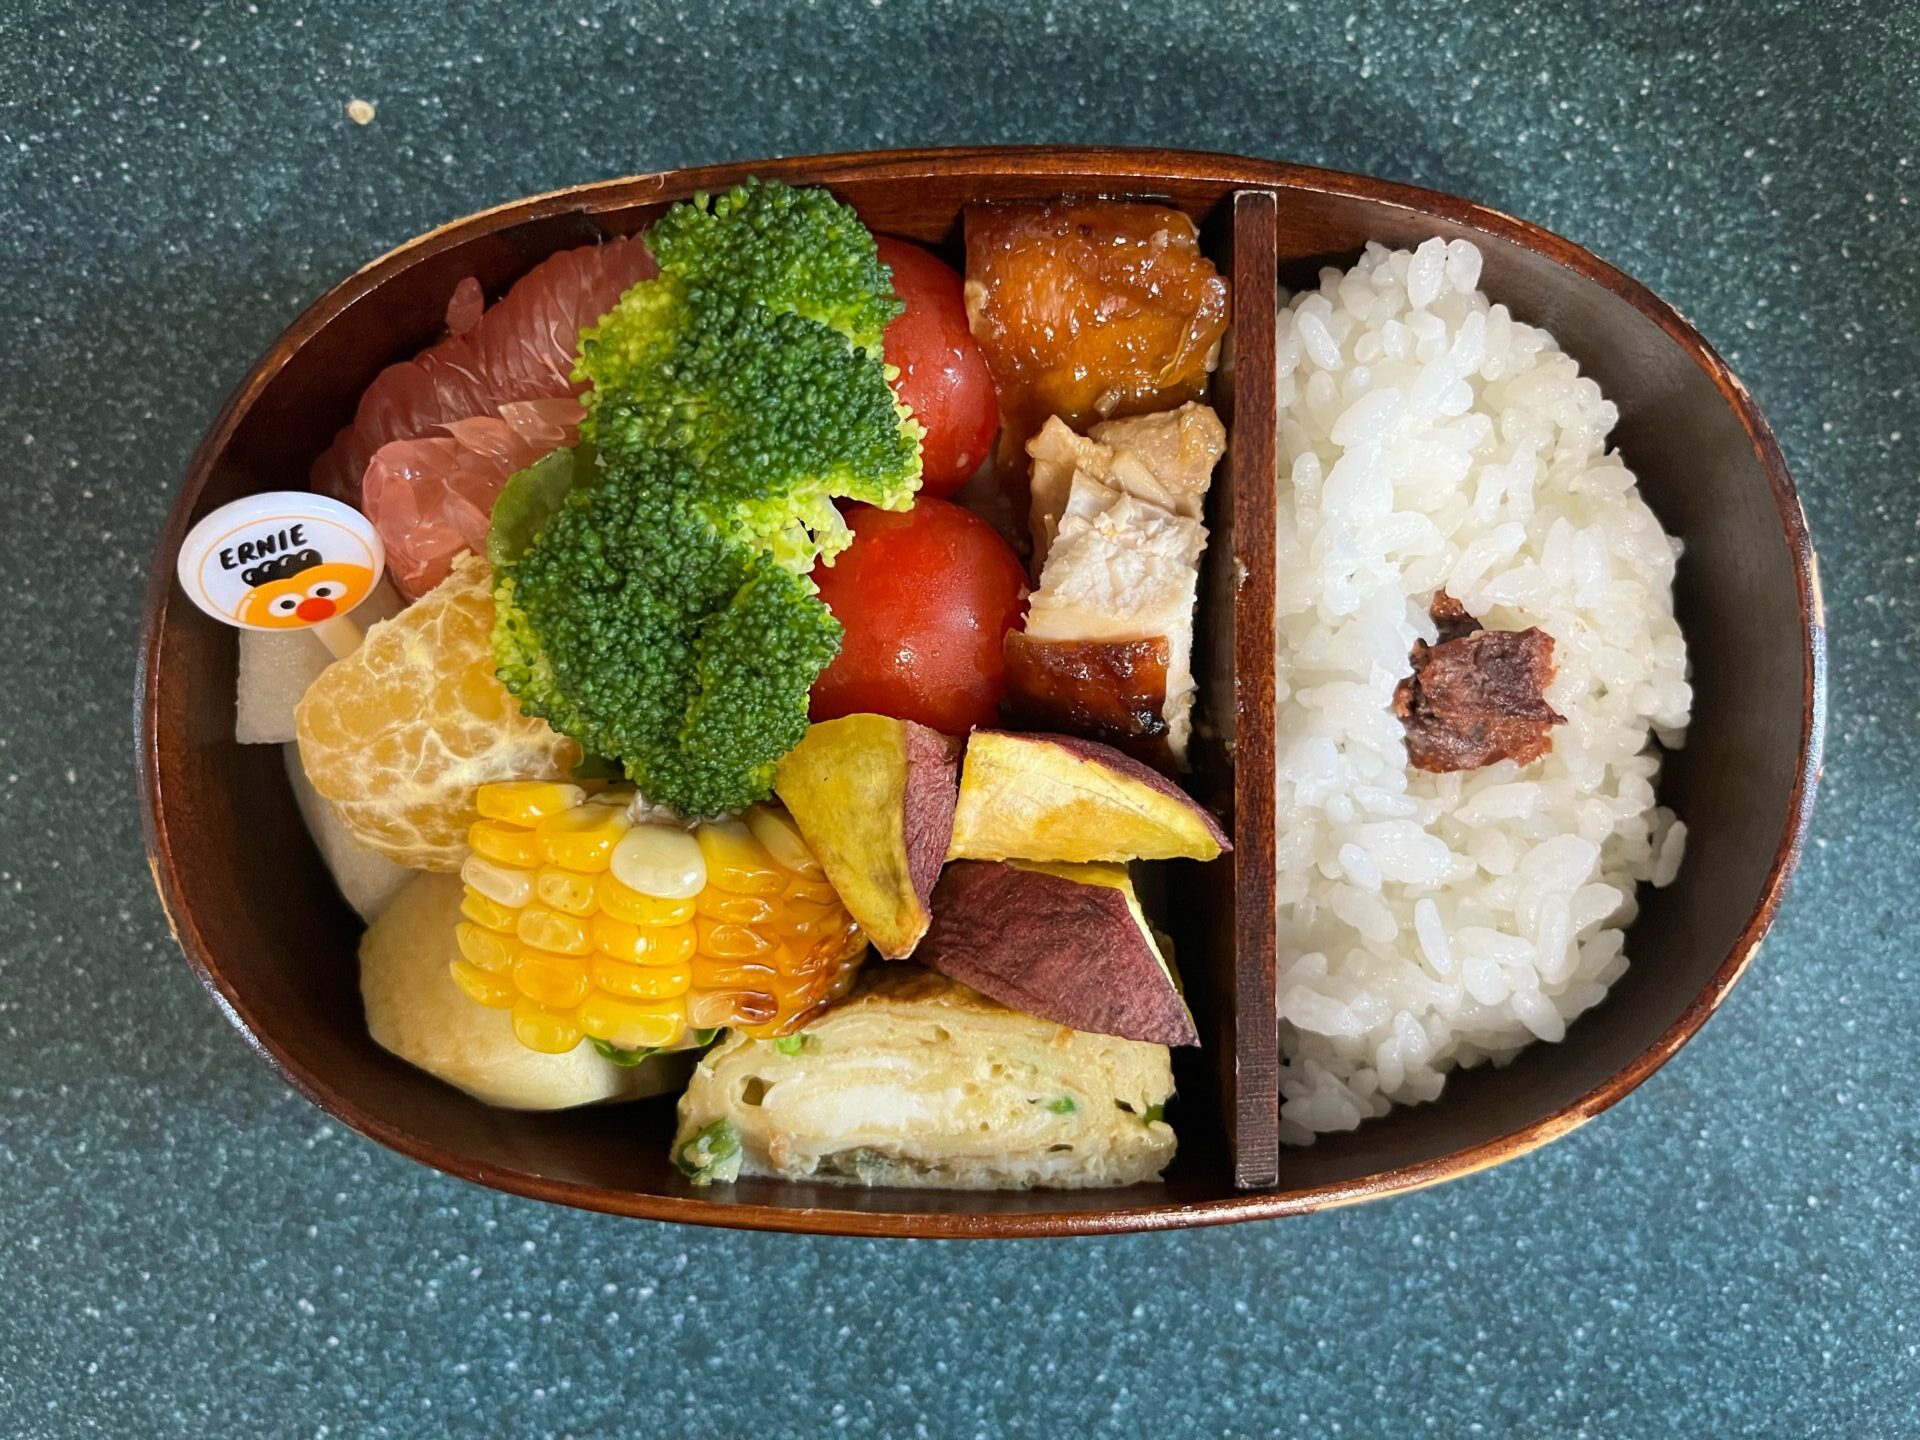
[135,145,1824,1238]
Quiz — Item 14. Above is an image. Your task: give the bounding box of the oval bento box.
[136,147,1823,1237]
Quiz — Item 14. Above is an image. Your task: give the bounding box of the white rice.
[1273,238,1692,1142]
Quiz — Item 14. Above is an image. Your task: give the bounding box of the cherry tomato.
[875,236,1000,501]
[811,499,1029,735]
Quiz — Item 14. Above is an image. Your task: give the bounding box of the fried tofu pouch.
[673,966,1176,1190]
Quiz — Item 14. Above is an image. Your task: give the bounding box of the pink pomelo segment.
[443,274,485,336]
[362,397,582,599]
[310,236,656,506]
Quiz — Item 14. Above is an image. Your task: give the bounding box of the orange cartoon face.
[237,553,376,629]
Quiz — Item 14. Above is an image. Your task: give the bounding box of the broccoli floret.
[577,188,921,573]
[494,179,923,816]
[642,178,902,352]
[494,456,842,817]
[583,294,920,569]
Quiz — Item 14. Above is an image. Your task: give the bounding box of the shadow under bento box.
[137,147,1822,1236]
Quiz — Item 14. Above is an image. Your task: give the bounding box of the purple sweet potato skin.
[901,723,962,914]
[973,729,1231,853]
[916,861,1200,1046]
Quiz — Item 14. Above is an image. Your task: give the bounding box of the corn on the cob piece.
[451,782,866,1057]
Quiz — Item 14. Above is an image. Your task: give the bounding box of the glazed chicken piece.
[964,201,1230,481]
[1001,632,1175,768]
[1008,405,1223,769]
[1026,403,1225,564]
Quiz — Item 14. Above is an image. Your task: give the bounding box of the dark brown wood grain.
[1188,191,1281,1188]
[136,147,1823,1237]
[1226,192,1282,1188]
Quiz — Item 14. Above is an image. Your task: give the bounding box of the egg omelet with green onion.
[672,966,1176,1190]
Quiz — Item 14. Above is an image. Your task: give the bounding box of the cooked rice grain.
[1274,238,1691,1141]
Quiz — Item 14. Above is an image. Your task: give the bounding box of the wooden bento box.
[136,147,1822,1236]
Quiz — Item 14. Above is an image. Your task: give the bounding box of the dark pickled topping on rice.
[1428,589,1480,644]
[1394,593,1566,772]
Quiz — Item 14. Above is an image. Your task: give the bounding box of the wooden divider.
[1201,190,1281,1188]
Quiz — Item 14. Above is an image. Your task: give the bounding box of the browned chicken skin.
[963,201,1230,476]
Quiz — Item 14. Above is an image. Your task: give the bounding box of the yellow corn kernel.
[692,957,779,990]
[515,905,591,956]
[609,823,707,899]
[455,921,515,974]
[450,959,514,1007]
[577,995,685,1052]
[459,890,520,933]
[591,912,697,966]
[697,917,774,959]
[511,1001,582,1054]
[696,888,775,925]
[512,948,592,1008]
[459,784,868,1060]
[767,1001,831,1038]
[596,874,697,927]
[589,954,694,1002]
[783,878,842,908]
[535,866,599,917]
[773,900,856,945]
[688,989,779,1030]
[695,820,786,897]
[462,854,535,909]
[779,939,845,978]
[746,805,822,879]
[468,819,542,868]
[535,803,631,871]
[477,781,586,825]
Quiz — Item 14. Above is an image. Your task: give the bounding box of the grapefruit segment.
[310,236,656,506]
[362,396,583,599]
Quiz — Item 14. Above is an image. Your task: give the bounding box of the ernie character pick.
[236,549,377,630]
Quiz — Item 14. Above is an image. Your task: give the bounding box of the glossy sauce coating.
[963,201,1230,471]
[1001,632,1177,773]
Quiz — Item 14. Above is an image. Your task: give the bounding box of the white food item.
[1273,238,1692,1141]
[609,822,707,899]
[1025,481,1208,762]
[1020,407,1222,765]
[235,579,404,743]
[283,743,411,924]
[1027,403,1224,563]
[359,871,689,1111]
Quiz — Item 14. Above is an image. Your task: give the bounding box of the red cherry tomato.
[811,499,1029,735]
[875,236,1000,501]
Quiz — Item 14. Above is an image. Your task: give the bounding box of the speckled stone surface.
[2,1,1915,1434]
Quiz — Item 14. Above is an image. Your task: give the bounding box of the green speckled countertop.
[3,1,1916,1434]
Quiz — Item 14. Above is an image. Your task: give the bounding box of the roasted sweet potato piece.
[773,715,960,958]
[916,860,1199,1047]
[947,729,1228,864]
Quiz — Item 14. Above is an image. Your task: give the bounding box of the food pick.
[175,492,385,659]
